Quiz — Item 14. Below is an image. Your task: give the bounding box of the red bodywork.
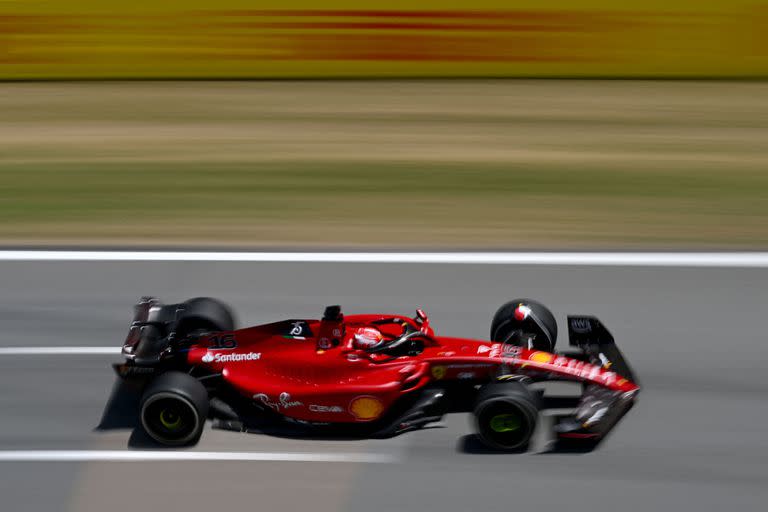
[185,314,640,424]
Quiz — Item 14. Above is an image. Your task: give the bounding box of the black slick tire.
[490,298,558,351]
[473,381,539,451]
[140,371,209,446]
[174,297,236,339]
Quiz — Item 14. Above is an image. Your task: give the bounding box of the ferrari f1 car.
[115,297,640,451]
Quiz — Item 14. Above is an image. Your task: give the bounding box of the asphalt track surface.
[1,259,767,512]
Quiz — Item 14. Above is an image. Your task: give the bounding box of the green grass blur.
[1,81,767,248]
[2,161,767,248]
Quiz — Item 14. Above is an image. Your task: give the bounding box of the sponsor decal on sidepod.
[309,404,344,413]
[349,396,384,421]
[253,392,302,411]
[202,351,261,363]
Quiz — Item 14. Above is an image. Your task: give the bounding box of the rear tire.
[474,382,539,451]
[140,371,209,446]
[174,297,235,339]
[490,298,557,351]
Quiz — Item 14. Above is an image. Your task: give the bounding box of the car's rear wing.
[122,297,158,357]
[117,297,179,374]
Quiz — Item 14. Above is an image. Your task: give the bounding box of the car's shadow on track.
[457,434,528,454]
[96,377,191,448]
[539,443,599,454]
[97,378,600,452]
[95,378,158,448]
[95,377,413,447]
[457,434,598,455]
[95,378,141,432]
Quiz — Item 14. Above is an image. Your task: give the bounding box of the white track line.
[0,250,768,267]
[0,347,119,355]
[0,450,396,463]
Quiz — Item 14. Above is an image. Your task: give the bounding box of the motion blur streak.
[1,0,766,78]
[1,251,768,267]
[0,451,397,463]
[1,261,767,512]
[1,1,766,511]
[3,81,767,249]
[0,347,119,355]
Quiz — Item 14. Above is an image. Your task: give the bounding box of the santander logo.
[201,351,261,363]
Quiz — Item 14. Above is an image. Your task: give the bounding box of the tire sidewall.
[139,371,209,446]
[474,382,539,451]
[474,397,538,451]
[490,298,558,351]
[140,391,204,446]
[175,297,236,339]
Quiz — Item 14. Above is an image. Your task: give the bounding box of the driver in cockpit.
[351,326,386,350]
[316,305,431,355]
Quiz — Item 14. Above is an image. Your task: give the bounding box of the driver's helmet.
[352,326,385,350]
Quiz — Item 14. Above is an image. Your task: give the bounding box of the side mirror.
[415,308,433,335]
[322,305,343,322]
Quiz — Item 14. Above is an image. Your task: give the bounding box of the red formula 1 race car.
[115,297,640,451]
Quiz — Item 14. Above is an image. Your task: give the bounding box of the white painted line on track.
[1,250,768,267]
[0,450,396,464]
[0,346,120,355]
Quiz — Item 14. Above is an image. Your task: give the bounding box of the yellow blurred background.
[2,0,767,79]
[2,1,767,248]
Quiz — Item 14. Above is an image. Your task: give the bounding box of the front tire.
[474,382,539,451]
[140,371,209,446]
[490,298,557,352]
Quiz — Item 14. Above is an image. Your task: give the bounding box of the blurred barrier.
[1,0,767,78]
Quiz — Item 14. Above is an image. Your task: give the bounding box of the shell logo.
[348,396,384,421]
[529,351,553,364]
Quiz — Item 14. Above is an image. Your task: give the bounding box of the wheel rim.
[477,400,535,450]
[159,409,183,431]
[489,413,521,433]
[141,393,200,445]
